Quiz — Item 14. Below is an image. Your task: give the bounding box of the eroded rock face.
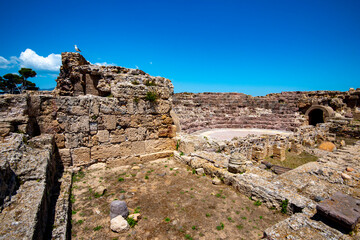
[55,52,174,99]
[0,134,58,240]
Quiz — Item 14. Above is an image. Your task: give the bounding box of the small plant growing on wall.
[145,91,158,102]
[281,199,289,214]
[145,80,156,86]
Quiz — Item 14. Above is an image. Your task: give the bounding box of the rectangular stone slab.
[316,191,360,230]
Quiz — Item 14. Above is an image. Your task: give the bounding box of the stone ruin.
[0,52,175,239]
[0,52,360,239]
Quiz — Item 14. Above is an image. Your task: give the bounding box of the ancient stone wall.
[173,89,360,134]
[172,92,304,133]
[0,52,176,167]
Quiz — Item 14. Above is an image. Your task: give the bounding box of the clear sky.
[0,0,359,96]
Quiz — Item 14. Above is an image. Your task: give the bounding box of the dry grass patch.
[267,151,318,169]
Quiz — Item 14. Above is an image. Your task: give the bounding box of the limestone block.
[131,141,146,155]
[65,116,89,133]
[168,125,177,138]
[119,142,132,156]
[71,147,91,165]
[154,100,171,114]
[69,105,88,115]
[37,115,58,134]
[103,115,116,130]
[110,129,126,143]
[273,145,286,161]
[91,135,99,146]
[85,74,100,96]
[158,128,168,137]
[97,130,110,143]
[125,127,146,141]
[91,144,122,160]
[59,148,72,167]
[65,133,84,149]
[89,98,100,116]
[55,134,66,149]
[145,138,176,153]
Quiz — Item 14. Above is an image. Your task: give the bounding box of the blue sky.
[0,0,359,96]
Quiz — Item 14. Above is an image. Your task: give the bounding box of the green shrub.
[127,217,137,227]
[281,199,289,214]
[93,225,102,231]
[216,222,224,230]
[254,200,262,206]
[176,140,180,151]
[145,91,158,102]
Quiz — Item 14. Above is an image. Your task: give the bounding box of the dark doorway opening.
[309,109,324,126]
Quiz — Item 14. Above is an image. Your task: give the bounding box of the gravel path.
[195,128,292,141]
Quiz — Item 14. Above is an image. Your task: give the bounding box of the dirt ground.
[70,157,287,240]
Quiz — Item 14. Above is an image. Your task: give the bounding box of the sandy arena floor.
[194,128,292,141]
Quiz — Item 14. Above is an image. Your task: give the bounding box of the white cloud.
[94,62,116,66]
[19,49,61,71]
[149,62,153,65]
[0,56,18,69]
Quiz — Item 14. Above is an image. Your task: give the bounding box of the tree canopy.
[0,68,39,94]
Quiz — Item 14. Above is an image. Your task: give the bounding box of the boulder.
[318,141,336,152]
[110,215,130,233]
[110,200,129,219]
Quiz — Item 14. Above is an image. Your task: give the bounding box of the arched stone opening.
[308,109,324,126]
[305,105,335,126]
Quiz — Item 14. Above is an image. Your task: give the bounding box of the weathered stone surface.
[228,152,247,173]
[212,177,222,185]
[91,144,122,160]
[51,171,72,240]
[318,141,336,152]
[316,192,360,230]
[71,147,91,165]
[0,134,58,240]
[110,200,129,219]
[59,148,72,166]
[97,130,110,143]
[102,115,116,130]
[110,215,130,233]
[264,213,350,240]
[196,168,205,175]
